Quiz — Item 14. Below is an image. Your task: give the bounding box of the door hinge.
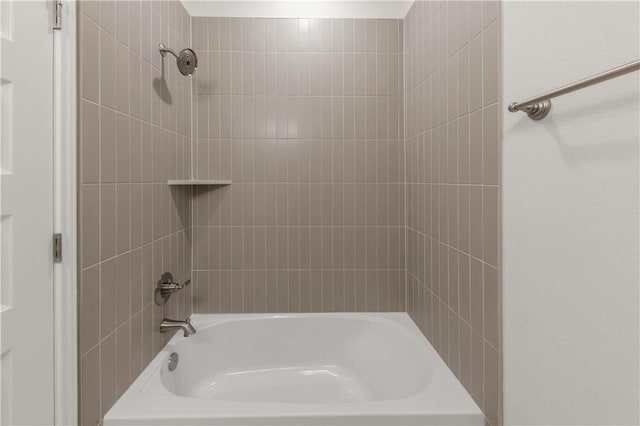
[53,233,63,263]
[53,0,62,30]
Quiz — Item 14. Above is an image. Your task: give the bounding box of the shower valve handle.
[155,272,191,305]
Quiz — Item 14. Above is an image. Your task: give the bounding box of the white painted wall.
[502,1,639,425]
[182,1,413,19]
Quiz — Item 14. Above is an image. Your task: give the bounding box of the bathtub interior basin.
[160,315,431,403]
[104,313,483,426]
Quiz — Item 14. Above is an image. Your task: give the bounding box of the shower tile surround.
[77,1,193,425]
[404,1,502,425]
[189,17,407,313]
[76,1,501,425]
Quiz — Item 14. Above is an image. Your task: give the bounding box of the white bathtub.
[104,313,483,425]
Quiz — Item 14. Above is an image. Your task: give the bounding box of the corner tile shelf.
[167,179,232,186]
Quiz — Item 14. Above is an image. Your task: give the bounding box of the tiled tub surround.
[76,4,504,426]
[403,1,501,425]
[189,18,407,313]
[78,1,193,425]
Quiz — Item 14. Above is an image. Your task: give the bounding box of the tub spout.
[160,317,197,337]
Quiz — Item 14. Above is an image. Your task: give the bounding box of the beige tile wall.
[403,1,502,425]
[77,1,193,424]
[77,3,503,425]
[189,17,407,313]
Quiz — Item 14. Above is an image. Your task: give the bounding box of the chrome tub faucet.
[160,317,197,337]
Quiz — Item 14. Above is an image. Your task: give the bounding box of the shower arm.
[158,43,179,59]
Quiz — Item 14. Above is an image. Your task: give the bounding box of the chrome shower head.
[175,48,197,75]
[159,43,198,76]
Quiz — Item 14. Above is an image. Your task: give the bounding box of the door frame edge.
[53,1,78,424]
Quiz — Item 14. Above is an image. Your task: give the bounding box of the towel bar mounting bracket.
[508,99,552,120]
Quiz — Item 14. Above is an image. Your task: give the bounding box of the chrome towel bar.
[508,59,640,120]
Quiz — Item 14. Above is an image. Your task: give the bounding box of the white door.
[1,1,55,425]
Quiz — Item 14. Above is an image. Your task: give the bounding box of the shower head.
[158,43,198,76]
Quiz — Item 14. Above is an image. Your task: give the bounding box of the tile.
[354,20,365,52]
[285,18,298,52]
[139,2,151,63]
[80,265,100,354]
[115,253,131,326]
[129,54,141,119]
[250,19,266,52]
[458,46,470,117]
[469,0,483,39]
[140,62,152,122]
[100,332,117,415]
[100,107,117,183]
[114,1,129,46]
[80,346,100,426]
[483,185,499,268]
[483,21,499,106]
[448,247,459,313]
[470,329,484,409]
[128,0,141,54]
[128,119,143,182]
[116,114,131,183]
[99,29,116,109]
[483,104,499,185]
[469,109,483,184]
[469,256,483,335]
[100,1,115,35]
[100,257,117,338]
[458,116,470,184]
[469,34,483,113]
[483,1,499,28]
[459,318,472,391]
[484,341,501,425]
[115,323,130,396]
[458,251,471,323]
[141,304,152,366]
[483,264,500,349]
[130,248,143,315]
[447,56,458,121]
[80,16,100,103]
[459,185,470,254]
[130,312,143,378]
[319,19,332,52]
[195,17,208,51]
[81,185,100,268]
[220,18,231,51]
[80,0,99,23]
[100,184,117,260]
[365,20,376,52]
